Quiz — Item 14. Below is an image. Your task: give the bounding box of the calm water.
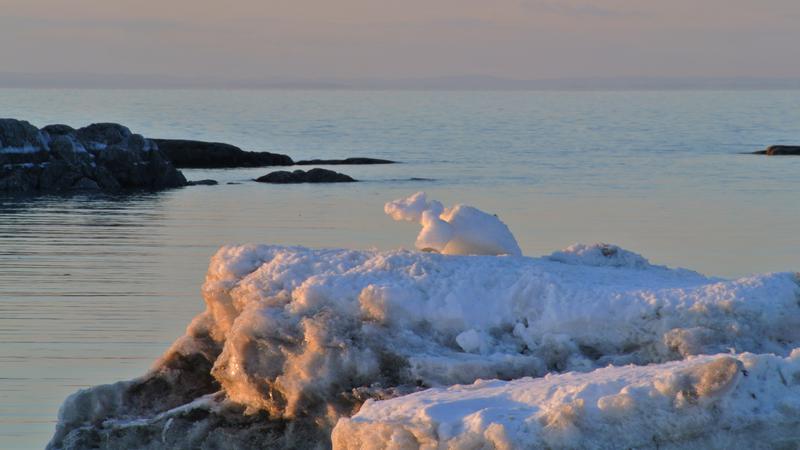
[1,89,799,448]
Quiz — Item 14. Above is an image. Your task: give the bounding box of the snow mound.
[385,192,522,256]
[49,244,800,449]
[549,242,651,268]
[334,351,800,449]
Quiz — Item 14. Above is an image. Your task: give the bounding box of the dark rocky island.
[255,168,357,183]
[0,119,186,192]
[154,139,395,168]
[294,157,395,165]
[752,145,800,155]
[152,139,294,168]
[1,119,395,193]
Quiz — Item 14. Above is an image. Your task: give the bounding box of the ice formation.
[385,192,522,256]
[334,351,800,449]
[48,241,800,449]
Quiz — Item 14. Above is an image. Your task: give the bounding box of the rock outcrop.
[752,145,800,155]
[152,139,294,168]
[0,119,186,193]
[255,168,357,183]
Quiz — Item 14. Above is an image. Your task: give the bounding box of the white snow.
[0,145,43,154]
[183,243,799,422]
[385,192,522,256]
[334,350,800,449]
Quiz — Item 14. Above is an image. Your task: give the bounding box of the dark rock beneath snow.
[255,168,357,184]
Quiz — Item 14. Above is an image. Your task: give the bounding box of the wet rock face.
[0,119,187,192]
[255,168,357,183]
[152,139,294,168]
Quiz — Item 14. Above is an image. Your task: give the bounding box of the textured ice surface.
[334,351,800,449]
[385,192,522,256]
[48,244,800,449]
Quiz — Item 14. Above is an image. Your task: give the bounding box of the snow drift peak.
[549,243,651,268]
[385,192,522,256]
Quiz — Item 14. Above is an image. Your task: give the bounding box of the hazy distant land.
[3,72,800,90]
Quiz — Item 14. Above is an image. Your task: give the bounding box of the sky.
[1,0,799,83]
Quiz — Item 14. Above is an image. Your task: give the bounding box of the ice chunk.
[384,191,444,222]
[385,192,522,256]
[334,352,800,449]
[49,244,800,449]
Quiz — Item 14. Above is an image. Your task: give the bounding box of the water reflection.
[0,191,194,449]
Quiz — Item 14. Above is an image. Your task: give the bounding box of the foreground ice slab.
[334,352,800,449]
[48,244,800,449]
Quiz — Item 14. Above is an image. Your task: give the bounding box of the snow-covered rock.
[48,243,800,449]
[385,192,522,256]
[334,351,800,449]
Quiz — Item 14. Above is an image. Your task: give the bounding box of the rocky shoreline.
[1,119,398,193]
[0,120,186,192]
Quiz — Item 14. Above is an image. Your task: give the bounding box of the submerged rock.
[152,139,294,168]
[294,157,395,165]
[255,168,357,183]
[752,145,800,155]
[0,119,186,193]
[187,179,219,186]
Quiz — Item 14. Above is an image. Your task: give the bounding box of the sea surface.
[1,89,799,448]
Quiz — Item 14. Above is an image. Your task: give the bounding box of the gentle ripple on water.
[0,194,195,447]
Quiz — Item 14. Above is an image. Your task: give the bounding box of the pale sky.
[1,0,799,81]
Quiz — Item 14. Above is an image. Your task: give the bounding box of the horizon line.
[2,73,800,90]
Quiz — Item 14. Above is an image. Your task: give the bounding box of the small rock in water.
[752,145,800,155]
[255,168,357,183]
[187,179,218,186]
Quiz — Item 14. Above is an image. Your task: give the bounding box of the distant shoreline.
[3,74,800,91]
